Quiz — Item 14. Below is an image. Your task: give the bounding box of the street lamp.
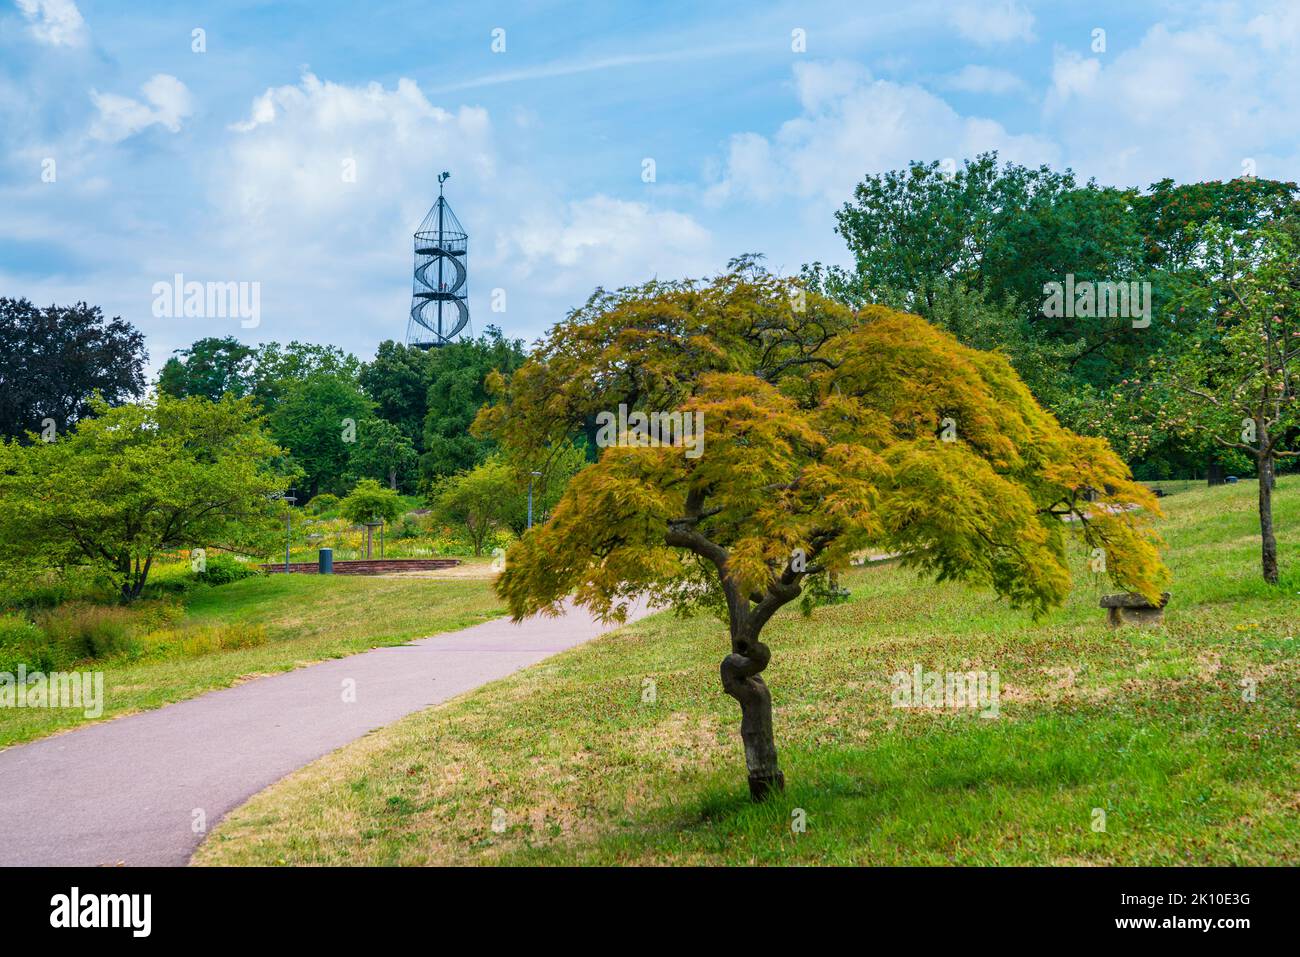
[282,489,298,572]
[527,471,543,530]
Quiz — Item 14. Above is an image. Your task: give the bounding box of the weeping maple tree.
[476,259,1168,800]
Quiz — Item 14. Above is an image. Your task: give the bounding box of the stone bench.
[1100,592,1170,628]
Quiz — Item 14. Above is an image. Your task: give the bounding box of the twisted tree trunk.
[721,632,784,800]
[667,503,802,801]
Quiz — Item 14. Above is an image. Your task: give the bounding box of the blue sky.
[3,0,1299,373]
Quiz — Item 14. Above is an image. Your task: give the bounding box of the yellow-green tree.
[476,261,1168,799]
[0,394,291,602]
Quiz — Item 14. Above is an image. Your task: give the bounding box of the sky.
[3,0,1300,374]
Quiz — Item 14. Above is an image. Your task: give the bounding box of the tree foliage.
[339,478,404,527]
[421,326,526,482]
[0,298,147,441]
[476,262,1168,796]
[808,154,1300,478]
[0,395,290,601]
[1148,219,1300,582]
[345,417,418,491]
[266,372,373,497]
[429,457,516,556]
[358,341,432,454]
[157,336,256,401]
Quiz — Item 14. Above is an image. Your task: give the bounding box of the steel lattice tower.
[407,171,471,348]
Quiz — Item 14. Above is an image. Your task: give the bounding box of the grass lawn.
[0,572,501,749]
[195,478,1300,866]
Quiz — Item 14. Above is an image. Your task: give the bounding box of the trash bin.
[319,547,333,574]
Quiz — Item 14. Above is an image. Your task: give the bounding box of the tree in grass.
[0,395,291,601]
[475,261,1169,800]
[429,457,516,556]
[340,478,404,527]
[1152,219,1300,583]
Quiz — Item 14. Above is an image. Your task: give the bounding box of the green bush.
[308,493,340,515]
[0,614,52,674]
[195,553,261,586]
[35,603,138,664]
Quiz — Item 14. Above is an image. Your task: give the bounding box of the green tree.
[811,155,1300,480]
[266,373,373,496]
[1153,219,1300,583]
[0,395,290,601]
[156,336,256,401]
[251,341,361,408]
[430,457,516,556]
[497,440,589,536]
[359,341,432,453]
[0,298,146,441]
[476,263,1168,799]
[346,417,418,491]
[421,326,526,482]
[340,478,404,527]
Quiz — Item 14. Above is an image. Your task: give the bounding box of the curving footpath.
[0,599,652,866]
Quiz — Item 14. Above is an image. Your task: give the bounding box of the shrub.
[35,603,140,664]
[308,493,340,514]
[0,614,52,674]
[195,553,261,586]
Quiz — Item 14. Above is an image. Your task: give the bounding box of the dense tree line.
[803,153,1300,481]
[157,327,525,498]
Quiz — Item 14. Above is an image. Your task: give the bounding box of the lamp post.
[527,471,542,530]
[283,489,298,572]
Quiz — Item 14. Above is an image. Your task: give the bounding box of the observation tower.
[407,171,471,348]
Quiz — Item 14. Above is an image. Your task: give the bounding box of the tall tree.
[0,395,290,601]
[0,299,146,441]
[266,372,373,497]
[359,341,432,453]
[156,336,256,401]
[346,417,418,491]
[421,326,526,482]
[477,264,1167,799]
[251,341,361,408]
[1154,219,1300,583]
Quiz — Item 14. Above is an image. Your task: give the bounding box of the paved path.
[0,600,652,866]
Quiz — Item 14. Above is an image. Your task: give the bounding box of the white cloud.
[89,74,193,142]
[499,195,712,294]
[708,61,1057,206]
[1040,8,1300,185]
[210,72,714,348]
[946,64,1024,95]
[223,72,495,232]
[15,0,86,46]
[949,1,1034,46]
[1047,50,1101,105]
